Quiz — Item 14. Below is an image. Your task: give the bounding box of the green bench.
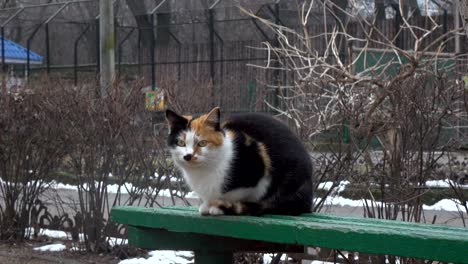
[111,206,468,264]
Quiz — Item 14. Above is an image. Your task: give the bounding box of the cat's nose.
[183,154,193,161]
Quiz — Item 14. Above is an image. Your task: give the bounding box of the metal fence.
[0,1,463,110]
[1,0,467,148]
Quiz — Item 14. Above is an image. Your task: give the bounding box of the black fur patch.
[222,132,265,192]
[221,113,313,215]
[166,110,188,147]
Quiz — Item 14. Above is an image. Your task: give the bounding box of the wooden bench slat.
[113,205,467,240]
[153,205,462,233]
[127,226,304,252]
[111,206,468,264]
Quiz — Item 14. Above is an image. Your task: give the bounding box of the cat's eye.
[176,139,186,147]
[197,140,208,147]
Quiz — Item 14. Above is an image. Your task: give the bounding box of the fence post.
[393,4,403,49]
[441,9,448,48]
[96,18,100,75]
[26,24,43,80]
[99,0,115,97]
[1,8,24,102]
[45,23,50,74]
[343,121,350,144]
[151,13,156,91]
[1,27,5,74]
[74,25,91,86]
[43,2,70,76]
[118,28,135,80]
[1,27,6,103]
[208,8,215,107]
[273,2,280,109]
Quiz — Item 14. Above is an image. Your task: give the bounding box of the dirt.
[0,241,122,264]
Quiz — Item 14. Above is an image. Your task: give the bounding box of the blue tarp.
[0,36,43,64]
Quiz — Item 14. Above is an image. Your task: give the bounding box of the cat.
[165,107,313,216]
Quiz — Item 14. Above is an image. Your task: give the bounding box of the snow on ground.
[318,181,350,193]
[120,251,337,264]
[49,179,468,211]
[69,245,86,252]
[26,178,468,199]
[26,227,69,239]
[33,243,66,252]
[26,227,128,247]
[319,195,364,208]
[107,237,128,247]
[319,195,464,212]
[118,250,193,264]
[423,199,465,211]
[331,197,463,212]
[50,180,199,198]
[425,179,468,188]
[263,253,288,263]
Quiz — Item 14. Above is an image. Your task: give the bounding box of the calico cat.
[165,107,313,216]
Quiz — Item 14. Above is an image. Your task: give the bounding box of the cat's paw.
[208,206,225,215]
[207,199,234,215]
[198,202,210,215]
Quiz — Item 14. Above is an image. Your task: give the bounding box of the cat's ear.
[205,107,221,130]
[166,109,188,133]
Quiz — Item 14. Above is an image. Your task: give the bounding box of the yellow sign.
[145,90,165,111]
[464,75,468,90]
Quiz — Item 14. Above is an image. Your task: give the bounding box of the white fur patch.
[184,130,195,154]
[208,206,224,215]
[172,131,234,203]
[198,202,210,215]
[222,176,271,202]
[171,129,272,214]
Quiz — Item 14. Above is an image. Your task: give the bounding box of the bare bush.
[244,1,467,225]
[0,77,194,252]
[50,79,175,252]
[0,80,66,240]
[161,78,215,114]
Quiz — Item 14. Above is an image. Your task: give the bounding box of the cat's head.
[165,107,224,168]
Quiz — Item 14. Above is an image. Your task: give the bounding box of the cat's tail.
[209,182,313,216]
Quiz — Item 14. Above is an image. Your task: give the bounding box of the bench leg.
[194,250,233,264]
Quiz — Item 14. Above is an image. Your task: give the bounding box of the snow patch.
[319,196,464,212]
[51,180,199,198]
[119,250,193,264]
[425,179,453,188]
[317,181,350,193]
[423,199,464,211]
[33,243,66,252]
[26,227,69,239]
[263,253,288,263]
[425,179,468,188]
[107,237,128,247]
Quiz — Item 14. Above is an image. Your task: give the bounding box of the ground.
[0,241,121,264]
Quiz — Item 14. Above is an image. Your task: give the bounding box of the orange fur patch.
[242,133,254,146]
[190,113,223,146]
[258,142,272,177]
[209,199,232,208]
[226,130,236,140]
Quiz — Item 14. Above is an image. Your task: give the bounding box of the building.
[0,36,43,91]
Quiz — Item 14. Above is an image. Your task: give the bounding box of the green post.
[343,121,349,144]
